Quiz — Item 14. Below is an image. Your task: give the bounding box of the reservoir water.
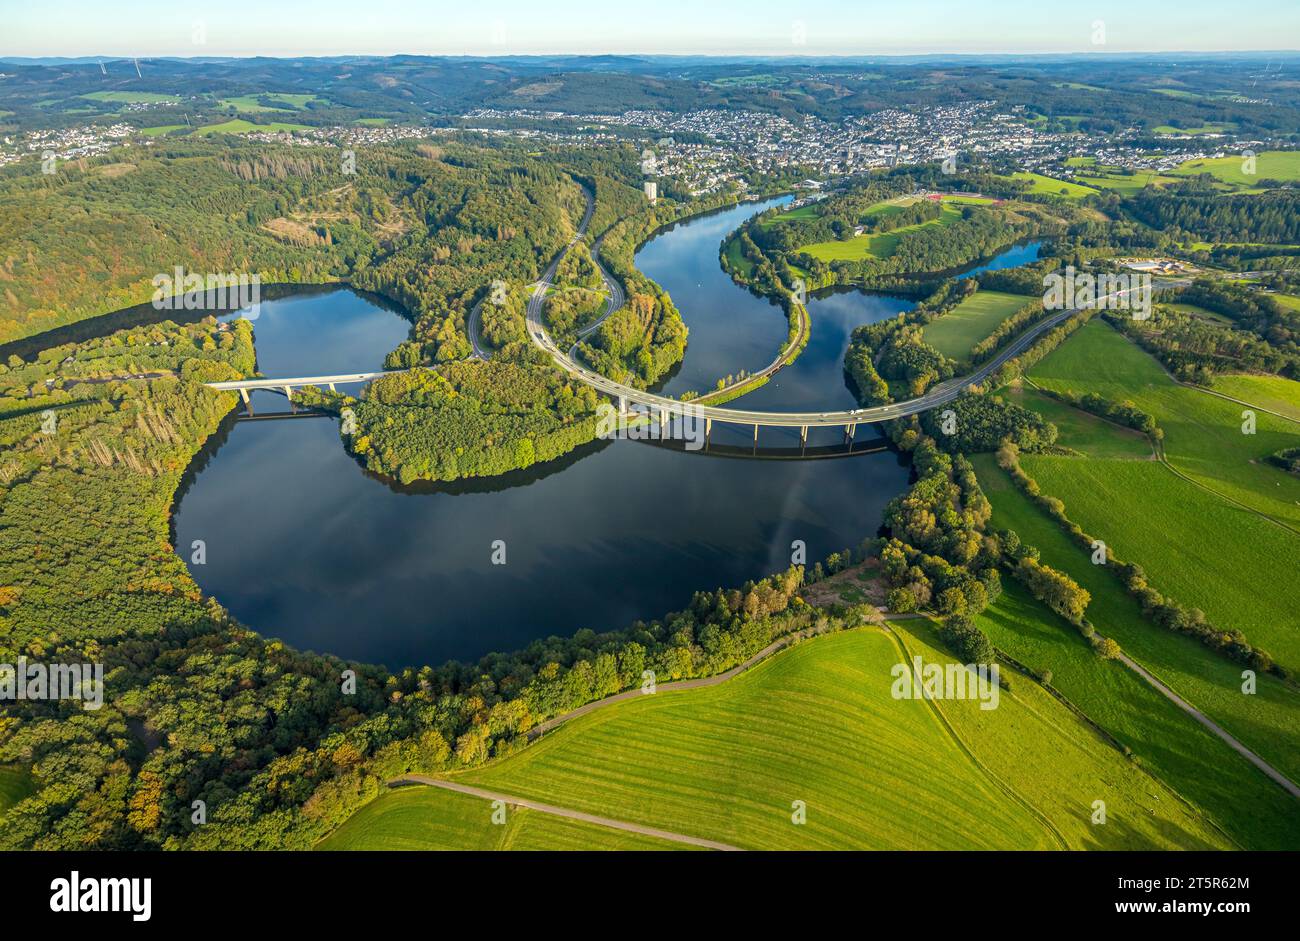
[172,202,1034,669]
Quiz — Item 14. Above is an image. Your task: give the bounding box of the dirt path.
[1115,653,1300,800]
[527,632,808,739]
[389,776,742,851]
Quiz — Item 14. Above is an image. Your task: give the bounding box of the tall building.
[644,180,657,205]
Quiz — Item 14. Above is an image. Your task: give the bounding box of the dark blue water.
[173,204,913,669]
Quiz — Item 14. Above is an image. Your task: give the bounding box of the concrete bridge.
[206,372,387,411]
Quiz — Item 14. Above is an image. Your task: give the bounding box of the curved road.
[523,187,1153,429]
[216,191,1175,430]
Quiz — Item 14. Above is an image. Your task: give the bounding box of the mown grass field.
[797,202,963,262]
[317,784,683,851]
[1008,171,1097,200]
[452,628,1221,850]
[1211,372,1300,421]
[922,290,1030,361]
[969,465,1300,850]
[0,766,34,819]
[1030,320,1300,531]
[1173,150,1300,186]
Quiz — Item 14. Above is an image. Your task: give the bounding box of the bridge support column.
[659,407,668,440]
[618,395,627,419]
[753,423,759,451]
[238,388,251,410]
[328,382,336,393]
[283,386,295,413]
[705,418,712,447]
[800,425,808,449]
[844,422,857,452]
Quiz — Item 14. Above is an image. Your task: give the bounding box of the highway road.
[522,183,1154,429]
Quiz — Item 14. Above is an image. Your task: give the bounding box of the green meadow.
[1023,321,1300,671]
[1029,320,1300,531]
[324,626,1230,850]
[1173,150,1300,186]
[972,463,1300,849]
[1211,372,1300,422]
[139,124,188,137]
[192,119,311,137]
[317,784,682,851]
[797,202,963,262]
[1153,123,1234,136]
[81,91,178,104]
[1073,170,1180,194]
[453,627,1221,850]
[1005,385,1153,459]
[755,202,819,229]
[219,93,326,113]
[922,290,1031,361]
[1008,171,1097,200]
[1021,454,1300,673]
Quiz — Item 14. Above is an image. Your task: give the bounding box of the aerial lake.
[170,201,1036,669]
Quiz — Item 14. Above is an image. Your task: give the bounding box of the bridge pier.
[283,386,295,413]
[659,407,668,440]
[618,395,628,419]
[238,388,251,411]
[328,382,336,393]
[705,418,712,447]
[800,425,808,450]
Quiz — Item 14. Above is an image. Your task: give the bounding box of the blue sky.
[2,0,1297,58]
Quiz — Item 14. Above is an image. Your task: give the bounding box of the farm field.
[1211,372,1300,421]
[972,461,1300,849]
[1029,320,1300,531]
[316,783,683,851]
[411,627,1237,850]
[1007,171,1097,199]
[922,290,1030,361]
[797,202,963,262]
[1172,150,1300,186]
[192,118,311,137]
